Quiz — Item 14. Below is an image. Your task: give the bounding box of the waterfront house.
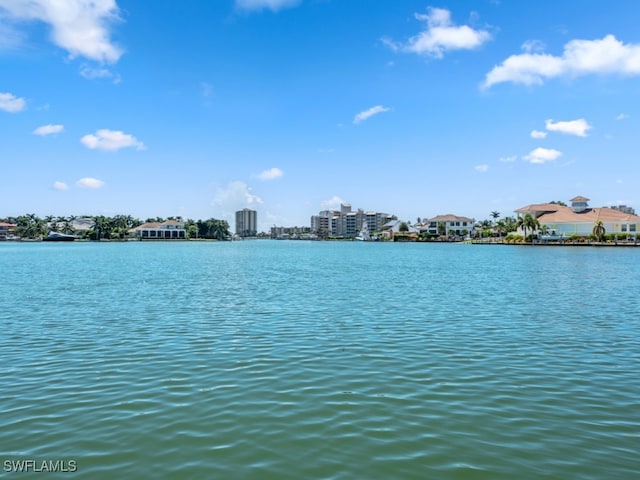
[129,220,186,239]
[423,215,475,237]
[515,196,640,236]
[0,222,16,240]
[381,220,419,241]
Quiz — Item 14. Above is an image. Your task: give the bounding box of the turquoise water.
[1,241,639,479]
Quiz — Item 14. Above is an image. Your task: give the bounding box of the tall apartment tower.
[235,208,257,237]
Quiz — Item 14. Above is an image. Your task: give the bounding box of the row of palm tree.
[12,214,49,239]
[184,218,231,240]
[476,211,519,238]
[480,211,546,243]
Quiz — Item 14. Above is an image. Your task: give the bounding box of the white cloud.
[53,181,69,190]
[81,129,145,151]
[483,53,565,88]
[33,124,64,136]
[321,195,345,209]
[353,105,390,124]
[521,39,545,53]
[475,164,489,173]
[0,92,26,112]
[79,65,111,78]
[384,7,491,59]
[545,118,592,137]
[483,35,640,88]
[523,147,562,164]
[235,0,300,12]
[530,130,547,139]
[498,155,517,162]
[212,181,263,217]
[257,167,283,181]
[0,0,123,63]
[76,177,105,189]
[79,65,120,83]
[616,113,629,120]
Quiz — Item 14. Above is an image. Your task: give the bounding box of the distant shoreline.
[3,237,639,247]
[468,240,639,247]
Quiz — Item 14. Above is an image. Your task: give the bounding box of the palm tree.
[516,216,526,240]
[212,219,230,240]
[592,221,606,242]
[110,214,138,239]
[527,215,540,242]
[516,213,540,242]
[490,211,500,224]
[196,218,230,240]
[61,219,74,235]
[184,219,197,239]
[92,216,112,240]
[503,216,517,233]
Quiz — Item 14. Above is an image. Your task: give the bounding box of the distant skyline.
[2,0,639,231]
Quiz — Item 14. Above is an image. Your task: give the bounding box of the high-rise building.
[235,208,257,237]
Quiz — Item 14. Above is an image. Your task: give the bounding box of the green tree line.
[1,214,230,240]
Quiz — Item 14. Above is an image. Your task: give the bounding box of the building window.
[630,224,636,232]
[622,224,628,232]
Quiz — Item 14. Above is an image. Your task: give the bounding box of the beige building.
[310,203,395,238]
[515,196,640,236]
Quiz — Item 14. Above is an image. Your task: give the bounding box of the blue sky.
[2,0,639,230]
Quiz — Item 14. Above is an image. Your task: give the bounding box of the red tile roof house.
[515,196,640,238]
[0,222,17,240]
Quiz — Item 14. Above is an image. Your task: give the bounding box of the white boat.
[539,230,565,241]
[355,222,371,241]
[43,231,77,241]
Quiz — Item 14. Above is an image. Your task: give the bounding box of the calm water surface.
[1,241,639,479]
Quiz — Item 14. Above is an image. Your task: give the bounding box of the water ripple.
[1,242,639,479]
